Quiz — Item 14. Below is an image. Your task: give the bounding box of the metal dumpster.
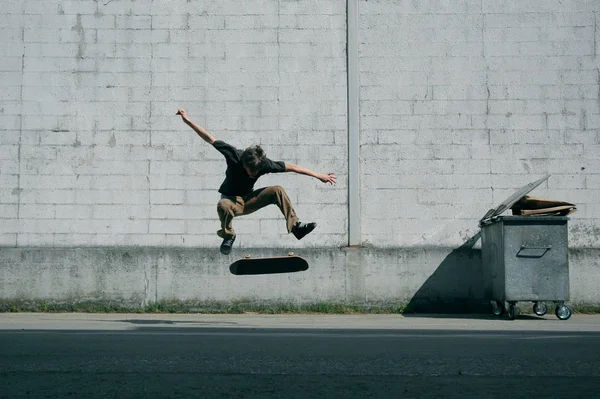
[479,175,572,320]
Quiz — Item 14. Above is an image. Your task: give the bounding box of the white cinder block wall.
[0,0,348,249]
[359,0,600,247]
[1,0,599,250]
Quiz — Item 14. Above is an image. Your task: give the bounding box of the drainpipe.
[347,0,360,246]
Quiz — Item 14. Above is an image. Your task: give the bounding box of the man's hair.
[241,145,267,172]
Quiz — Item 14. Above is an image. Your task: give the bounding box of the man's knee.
[217,198,235,213]
[268,185,285,195]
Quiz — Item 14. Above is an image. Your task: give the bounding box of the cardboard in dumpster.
[510,195,576,216]
[479,174,576,227]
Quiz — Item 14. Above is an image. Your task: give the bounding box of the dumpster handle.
[517,245,552,258]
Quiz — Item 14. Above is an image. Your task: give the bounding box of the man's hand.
[318,173,337,185]
[176,108,187,118]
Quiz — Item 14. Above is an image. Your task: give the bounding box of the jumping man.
[176,109,337,255]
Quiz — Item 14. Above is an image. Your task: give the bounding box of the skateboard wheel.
[244,254,251,259]
[288,252,294,256]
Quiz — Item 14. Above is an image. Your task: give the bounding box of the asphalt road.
[1,314,599,398]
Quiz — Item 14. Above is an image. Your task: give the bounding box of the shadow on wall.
[404,232,490,314]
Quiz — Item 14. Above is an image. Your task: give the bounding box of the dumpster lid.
[479,174,550,226]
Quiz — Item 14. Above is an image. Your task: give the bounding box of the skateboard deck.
[229,253,309,275]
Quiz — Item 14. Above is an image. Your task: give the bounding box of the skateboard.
[229,252,309,275]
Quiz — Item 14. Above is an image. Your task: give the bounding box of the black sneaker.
[220,235,236,255]
[292,222,317,240]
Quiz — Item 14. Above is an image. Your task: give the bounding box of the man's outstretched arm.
[285,163,337,185]
[176,109,216,144]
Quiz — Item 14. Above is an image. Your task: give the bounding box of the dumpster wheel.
[491,300,505,316]
[533,301,547,316]
[507,302,517,320]
[554,303,572,321]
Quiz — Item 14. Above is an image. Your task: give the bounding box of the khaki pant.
[216,185,299,238]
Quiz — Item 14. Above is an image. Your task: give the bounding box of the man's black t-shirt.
[213,140,286,196]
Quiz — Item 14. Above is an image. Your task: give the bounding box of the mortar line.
[597,68,600,117]
[148,14,154,235]
[593,11,597,59]
[16,29,25,248]
[277,0,281,134]
[347,0,360,246]
[149,14,154,147]
[594,11,600,112]
[481,7,490,147]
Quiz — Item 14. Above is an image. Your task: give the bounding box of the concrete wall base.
[1,247,598,312]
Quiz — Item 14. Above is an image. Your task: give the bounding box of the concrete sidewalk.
[1,312,600,332]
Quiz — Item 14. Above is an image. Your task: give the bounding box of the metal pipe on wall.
[347,0,360,246]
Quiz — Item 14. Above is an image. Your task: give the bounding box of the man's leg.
[242,186,299,233]
[243,186,316,239]
[216,196,244,254]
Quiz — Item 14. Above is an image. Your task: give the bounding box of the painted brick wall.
[0,0,348,249]
[359,0,600,247]
[2,0,599,251]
